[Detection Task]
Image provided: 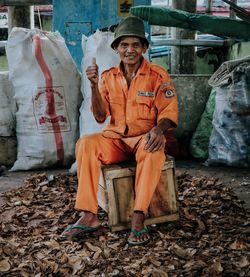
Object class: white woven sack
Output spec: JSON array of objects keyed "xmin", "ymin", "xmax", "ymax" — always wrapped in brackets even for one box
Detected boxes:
[
  {"xmin": 79, "ymin": 30, "xmax": 120, "ymax": 136},
  {"xmin": 6, "ymin": 28, "xmax": 82, "ymax": 171},
  {"xmin": 69, "ymin": 30, "xmax": 119, "ymax": 173}
]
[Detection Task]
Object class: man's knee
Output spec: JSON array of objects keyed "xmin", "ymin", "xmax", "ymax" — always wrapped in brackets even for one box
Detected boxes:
[
  {"xmin": 76, "ymin": 133, "xmax": 101, "ymax": 154},
  {"xmin": 136, "ymin": 146, "xmax": 165, "ymax": 162}
]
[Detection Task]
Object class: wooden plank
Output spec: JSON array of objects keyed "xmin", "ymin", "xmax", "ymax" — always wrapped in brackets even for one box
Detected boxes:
[
  {"xmin": 0, "ymin": 0, "xmax": 52, "ymax": 5},
  {"xmin": 144, "ymin": 213, "xmax": 179, "ymax": 226},
  {"xmin": 105, "ymin": 160, "xmax": 173, "ymax": 180},
  {"xmin": 106, "ymin": 166, "xmax": 136, "ymax": 180},
  {"xmin": 167, "ymin": 168, "xmax": 178, "ymax": 213},
  {"xmin": 105, "ymin": 178, "xmax": 119, "ymax": 227},
  {"xmin": 111, "ymin": 213, "xmax": 180, "ymax": 232},
  {"xmin": 99, "ymin": 170, "xmax": 106, "ymax": 189},
  {"xmin": 111, "ymin": 222, "xmax": 131, "ymax": 232},
  {"xmin": 114, "ymin": 176, "xmax": 134, "ymax": 224},
  {"xmin": 97, "ymin": 185, "xmax": 108, "ymax": 212}
]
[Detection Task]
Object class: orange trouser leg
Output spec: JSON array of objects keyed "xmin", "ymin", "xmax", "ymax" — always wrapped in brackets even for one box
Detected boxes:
[
  {"xmin": 134, "ymin": 140, "xmax": 166, "ymax": 214},
  {"xmin": 122, "ymin": 135, "xmax": 166, "ymax": 214},
  {"xmin": 75, "ymin": 133, "xmax": 131, "ymax": 213}
]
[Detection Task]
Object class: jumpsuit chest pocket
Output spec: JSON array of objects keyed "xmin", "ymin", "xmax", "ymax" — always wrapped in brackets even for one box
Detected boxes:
[
  {"xmin": 135, "ymin": 96, "xmax": 156, "ymax": 120},
  {"xmin": 109, "ymin": 96, "xmax": 124, "ymax": 121}
]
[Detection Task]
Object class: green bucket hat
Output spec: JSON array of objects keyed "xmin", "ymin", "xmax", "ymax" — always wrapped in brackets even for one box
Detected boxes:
[{"xmin": 111, "ymin": 16, "xmax": 149, "ymax": 49}]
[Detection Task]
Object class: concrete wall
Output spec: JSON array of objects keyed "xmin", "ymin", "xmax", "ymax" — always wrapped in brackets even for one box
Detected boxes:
[
  {"xmin": 171, "ymin": 74, "xmax": 211, "ymax": 155},
  {"xmin": 227, "ymin": 41, "xmax": 250, "ymax": 61}
]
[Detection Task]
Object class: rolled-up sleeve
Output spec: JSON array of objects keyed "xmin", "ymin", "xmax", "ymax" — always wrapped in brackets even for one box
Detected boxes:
[
  {"xmin": 90, "ymin": 77, "xmax": 111, "ymax": 123},
  {"xmin": 155, "ymin": 74, "xmax": 178, "ymax": 127},
  {"xmin": 99, "ymin": 77, "xmax": 111, "ymax": 117}
]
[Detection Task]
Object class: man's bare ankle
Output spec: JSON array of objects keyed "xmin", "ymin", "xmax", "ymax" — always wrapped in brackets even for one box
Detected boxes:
[
  {"xmin": 131, "ymin": 211, "xmax": 146, "ymax": 231},
  {"xmin": 132, "ymin": 211, "xmax": 145, "ymax": 220},
  {"xmin": 76, "ymin": 211, "xmax": 100, "ymax": 226},
  {"xmin": 83, "ymin": 211, "xmax": 96, "ymax": 217}
]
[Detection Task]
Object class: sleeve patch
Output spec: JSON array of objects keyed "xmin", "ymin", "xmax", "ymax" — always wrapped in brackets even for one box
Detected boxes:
[{"xmin": 165, "ymin": 89, "xmax": 175, "ymax": 98}]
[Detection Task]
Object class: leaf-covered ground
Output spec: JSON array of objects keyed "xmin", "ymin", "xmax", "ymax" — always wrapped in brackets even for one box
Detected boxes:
[{"xmin": 0, "ymin": 172, "xmax": 249, "ymax": 276}]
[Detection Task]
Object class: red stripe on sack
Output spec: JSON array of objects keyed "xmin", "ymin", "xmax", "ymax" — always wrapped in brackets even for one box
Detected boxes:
[{"xmin": 34, "ymin": 35, "xmax": 64, "ymax": 163}]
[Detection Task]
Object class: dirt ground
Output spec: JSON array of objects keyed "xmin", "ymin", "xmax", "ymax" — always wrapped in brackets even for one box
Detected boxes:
[
  {"xmin": 0, "ymin": 160, "xmax": 249, "ymax": 276},
  {"xmin": 175, "ymin": 160, "xmax": 250, "ymax": 212},
  {"xmin": 0, "ymin": 160, "xmax": 249, "ymax": 211}
]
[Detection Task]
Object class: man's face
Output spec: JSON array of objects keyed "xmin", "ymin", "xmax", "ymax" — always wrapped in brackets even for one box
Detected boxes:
[{"xmin": 116, "ymin": 36, "xmax": 147, "ymax": 66}]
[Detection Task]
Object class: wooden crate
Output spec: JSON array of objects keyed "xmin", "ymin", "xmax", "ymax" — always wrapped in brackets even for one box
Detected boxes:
[{"xmin": 98, "ymin": 157, "xmax": 179, "ymax": 232}]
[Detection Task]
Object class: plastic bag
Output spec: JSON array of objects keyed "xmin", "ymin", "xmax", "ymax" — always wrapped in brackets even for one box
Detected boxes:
[{"xmin": 207, "ymin": 56, "xmax": 250, "ymax": 167}]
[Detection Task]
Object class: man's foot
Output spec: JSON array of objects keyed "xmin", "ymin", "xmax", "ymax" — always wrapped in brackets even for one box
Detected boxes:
[
  {"xmin": 128, "ymin": 211, "xmax": 150, "ymax": 246},
  {"xmin": 61, "ymin": 211, "xmax": 101, "ymax": 239}
]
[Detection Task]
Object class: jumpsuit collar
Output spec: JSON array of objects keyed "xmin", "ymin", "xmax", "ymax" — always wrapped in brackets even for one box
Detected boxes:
[{"xmin": 116, "ymin": 58, "xmax": 150, "ymax": 77}]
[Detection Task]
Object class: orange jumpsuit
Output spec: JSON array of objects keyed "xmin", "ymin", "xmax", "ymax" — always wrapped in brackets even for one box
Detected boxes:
[{"xmin": 75, "ymin": 58, "xmax": 178, "ymax": 214}]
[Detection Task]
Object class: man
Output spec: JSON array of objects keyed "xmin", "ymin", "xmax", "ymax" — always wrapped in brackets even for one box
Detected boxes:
[{"xmin": 62, "ymin": 16, "xmax": 178, "ymax": 246}]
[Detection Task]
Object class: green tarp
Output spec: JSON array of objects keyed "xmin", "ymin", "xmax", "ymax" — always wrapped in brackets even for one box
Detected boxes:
[{"xmin": 130, "ymin": 5, "xmax": 250, "ymax": 40}]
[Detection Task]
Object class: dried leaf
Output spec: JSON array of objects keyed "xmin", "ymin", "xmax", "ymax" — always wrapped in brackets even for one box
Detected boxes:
[
  {"xmin": 109, "ymin": 269, "xmax": 120, "ymax": 276},
  {"xmin": 235, "ymin": 256, "xmax": 249, "ymax": 268},
  {"xmin": 93, "ymin": 249, "xmax": 102, "ymax": 260},
  {"xmin": 0, "ymin": 259, "xmax": 11, "ymax": 272},
  {"xmin": 149, "ymin": 269, "xmax": 168, "ymax": 277},
  {"xmin": 196, "ymin": 218, "xmax": 206, "ymax": 233},
  {"xmin": 0, "ymin": 209, "xmax": 16, "ymax": 223},
  {"xmin": 183, "ymin": 259, "xmax": 207, "ymax": 270},
  {"xmin": 64, "ymin": 255, "xmax": 83, "ymax": 275},
  {"xmin": 172, "ymin": 244, "xmax": 195, "ymax": 259},
  {"xmin": 183, "ymin": 207, "xmax": 196, "ymax": 220},
  {"xmin": 107, "ymin": 242, "xmax": 121, "ymax": 250},
  {"xmin": 44, "ymin": 239, "xmax": 61, "ymax": 250},
  {"xmin": 211, "ymin": 261, "xmax": 223, "ymax": 273},
  {"xmin": 229, "ymin": 239, "xmax": 248, "ymax": 250},
  {"xmin": 85, "ymin": 242, "xmax": 101, "ymax": 252},
  {"xmin": 148, "ymin": 257, "xmax": 161, "ymax": 267}
]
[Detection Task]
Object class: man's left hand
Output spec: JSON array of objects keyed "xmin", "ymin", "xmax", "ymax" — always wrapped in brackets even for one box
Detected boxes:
[{"xmin": 144, "ymin": 126, "xmax": 166, "ymax": 152}]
